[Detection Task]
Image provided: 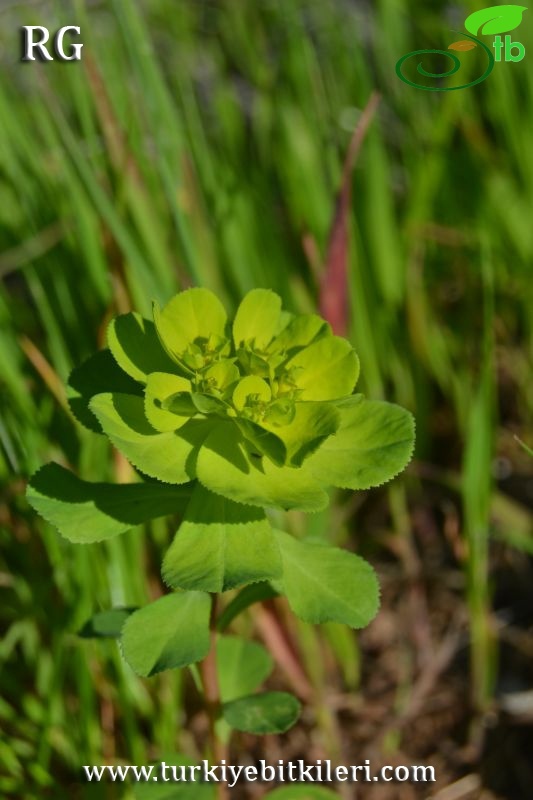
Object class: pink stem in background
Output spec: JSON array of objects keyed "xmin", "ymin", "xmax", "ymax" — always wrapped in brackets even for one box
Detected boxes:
[{"xmin": 319, "ymin": 92, "xmax": 380, "ymax": 336}]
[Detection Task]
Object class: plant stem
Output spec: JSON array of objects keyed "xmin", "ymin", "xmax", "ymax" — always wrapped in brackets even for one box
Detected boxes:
[
  {"xmin": 255, "ymin": 598, "xmax": 314, "ymax": 702},
  {"xmin": 199, "ymin": 594, "xmax": 228, "ymax": 800}
]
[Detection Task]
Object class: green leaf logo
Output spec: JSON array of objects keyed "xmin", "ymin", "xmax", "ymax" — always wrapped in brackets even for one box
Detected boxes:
[{"xmin": 465, "ymin": 5, "xmax": 527, "ymax": 36}]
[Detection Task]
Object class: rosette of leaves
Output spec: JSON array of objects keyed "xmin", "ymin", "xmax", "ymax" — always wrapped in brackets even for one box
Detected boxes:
[{"xmin": 27, "ymin": 288, "xmax": 414, "ymax": 735}]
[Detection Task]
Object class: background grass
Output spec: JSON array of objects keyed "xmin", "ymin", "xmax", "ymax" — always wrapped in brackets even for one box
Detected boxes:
[{"xmin": 1, "ymin": 1, "xmax": 532, "ymax": 798}]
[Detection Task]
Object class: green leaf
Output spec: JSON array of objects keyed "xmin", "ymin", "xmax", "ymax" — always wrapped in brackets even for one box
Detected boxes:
[
  {"xmin": 322, "ymin": 622, "xmax": 360, "ymax": 690},
  {"xmin": 216, "ymin": 635, "xmax": 273, "ymax": 702},
  {"xmin": 26, "ymin": 463, "xmax": 190, "ymax": 542},
  {"xmin": 216, "ymin": 582, "xmax": 278, "ymax": 631},
  {"xmin": 270, "ymin": 313, "xmax": 329, "ymax": 355},
  {"xmin": 275, "ymin": 530, "xmax": 379, "ymax": 628},
  {"xmin": 163, "ymin": 393, "xmax": 198, "ymax": 416},
  {"xmin": 89, "ymin": 393, "xmax": 214, "ymax": 484},
  {"xmin": 232, "ymin": 375, "xmax": 271, "ymax": 410},
  {"xmin": 196, "ymin": 423, "xmax": 329, "ymax": 511},
  {"xmin": 286, "ymin": 336, "xmax": 359, "ymax": 400},
  {"xmin": 465, "ymin": 5, "xmax": 527, "ymax": 36},
  {"xmin": 203, "ymin": 359, "xmax": 240, "ymax": 392},
  {"xmin": 134, "ymin": 754, "xmax": 215, "ymax": 800},
  {"xmin": 145, "ymin": 372, "xmax": 194, "ymax": 432},
  {"xmin": 306, "ymin": 399, "xmax": 415, "ymax": 490},
  {"xmin": 108, "ymin": 312, "xmax": 178, "ymax": 383},
  {"xmin": 234, "ymin": 418, "xmax": 287, "ymax": 466},
  {"xmin": 78, "ymin": 608, "xmax": 136, "ymax": 638},
  {"xmin": 233, "ymin": 288, "xmax": 282, "ymax": 349},
  {"xmin": 67, "ymin": 349, "xmax": 143, "ymax": 433},
  {"xmin": 222, "ymin": 691, "xmax": 300, "ymax": 734},
  {"xmin": 263, "ymin": 401, "xmax": 340, "ymax": 466},
  {"xmin": 264, "ymin": 398, "xmax": 296, "ymax": 426},
  {"xmin": 266, "ymin": 788, "xmax": 340, "ymax": 799},
  {"xmin": 190, "ymin": 393, "xmax": 228, "ymax": 416},
  {"xmin": 162, "ymin": 484, "xmax": 281, "ymax": 592},
  {"xmin": 153, "ymin": 288, "xmax": 227, "ymax": 363},
  {"xmin": 235, "ymin": 347, "xmax": 271, "ymax": 377},
  {"xmin": 121, "ymin": 592, "xmax": 211, "ymax": 677}
]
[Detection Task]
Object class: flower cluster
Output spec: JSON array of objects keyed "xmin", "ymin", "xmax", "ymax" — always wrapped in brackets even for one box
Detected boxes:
[{"xmin": 81, "ymin": 287, "xmax": 413, "ymax": 512}]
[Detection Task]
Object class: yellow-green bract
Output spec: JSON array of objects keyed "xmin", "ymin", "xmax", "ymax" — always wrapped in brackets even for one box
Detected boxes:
[{"xmin": 94, "ymin": 287, "xmax": 415, "ymax": 512}]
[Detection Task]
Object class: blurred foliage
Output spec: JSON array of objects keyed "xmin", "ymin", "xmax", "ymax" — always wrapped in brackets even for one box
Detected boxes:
[{"xmin": 1, "ymin": 0, "xmax": 532, "ymax": 797}]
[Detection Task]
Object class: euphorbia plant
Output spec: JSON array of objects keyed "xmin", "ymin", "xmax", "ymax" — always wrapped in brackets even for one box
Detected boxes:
[{"xmin": 27, "ymin": 288, "xmax": 414, "ymax": 797}]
